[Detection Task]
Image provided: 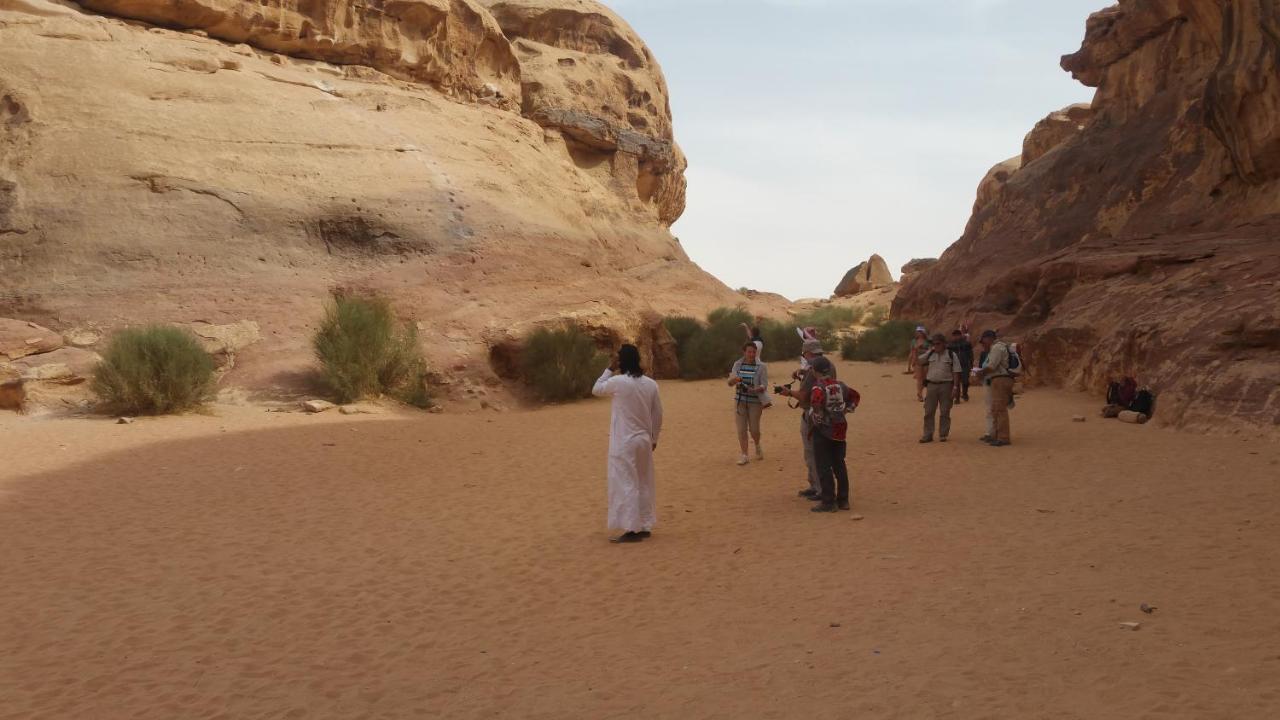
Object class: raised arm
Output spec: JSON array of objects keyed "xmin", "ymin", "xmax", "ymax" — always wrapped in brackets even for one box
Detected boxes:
[{"xmin": 592, "ymin": 368, "xmax": 616, "ymax": 397}]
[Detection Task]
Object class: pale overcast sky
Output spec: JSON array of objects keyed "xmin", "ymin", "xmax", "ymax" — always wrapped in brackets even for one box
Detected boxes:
[{"xmin": 610, "ymin": 0, "xmax": 1104, "ymax": 300}]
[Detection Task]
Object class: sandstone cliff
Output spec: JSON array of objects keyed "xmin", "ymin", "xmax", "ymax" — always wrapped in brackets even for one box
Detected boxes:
[
  {"xmin": 894, "ymin": 0, "xmax": 1280, "ymax": 433},
  {"xmin": 0, "ymin": 0, "xmax": 754, "ymax": 402}
]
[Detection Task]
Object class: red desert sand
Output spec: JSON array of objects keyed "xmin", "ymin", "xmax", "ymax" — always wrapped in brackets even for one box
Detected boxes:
[{"xmin": 2, "ymin": 361, "xmax": 1279, "ymax": 719}]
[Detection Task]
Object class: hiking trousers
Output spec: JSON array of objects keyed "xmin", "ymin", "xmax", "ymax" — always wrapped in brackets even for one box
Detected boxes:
[
  {"xmin": 984, "ymin": 382, "xmax": 995, "ymax": 437},
  {"xmin": 735, "ymin": 401, "xmax": 763, "ymax": 447},
  {"xmin": 812, "ymin": 433, "xmax": 849, "ymax": 504},
  {"xmin": 801, "ymin": 414, "xmax": 821, "ymax": 493},
  {"xmin": 922, "ymin": 381, "xmax": 954, "ymax": 441},
  {"xmin": 990, "ymin": 376, "xmax": 1015, "ymax": 443}
]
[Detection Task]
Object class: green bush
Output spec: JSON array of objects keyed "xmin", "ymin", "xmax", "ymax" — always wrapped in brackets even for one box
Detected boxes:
[
  {"xmin": 759, "ymin": 319, "xmax": 802, "ymax": 362},
  {"xmin": 521, "ymin": 323, "xmax": 609, "ymax": 402},
  {"xmin": 313, "ymin": 294, "xmax": 426, "ymax": 404},
  {"xmin": 92, "ymin": 325, "xmax": 216, "ymax": 415},
  {"xmin": 662, "ymin": 316, "xmax": 704, "ymax": 358},
  {"xmin": 842, "ymin": 319, "xmax": 920, "ymax": 362},
  {"xmin": 679, "ymin": 307, "xmax": 752, "ymax": 379}
]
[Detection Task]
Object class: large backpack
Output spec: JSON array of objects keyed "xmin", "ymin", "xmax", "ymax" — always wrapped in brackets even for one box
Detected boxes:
[
  {"xmin": 1006, "ymin": 342, "xmax": 1024, "ymax": 377},
  {"xmin": 1129, "ymin": 389, "xmax": 1155, "ymax": 417},
  {"xmin": 810, "ymin": 381, "xmax": 859, "ymax": 428}
]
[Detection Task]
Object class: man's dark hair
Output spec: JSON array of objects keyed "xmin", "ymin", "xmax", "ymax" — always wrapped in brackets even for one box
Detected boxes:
[
  {"xmin": 618, "ymin": 344, "xmax": 644, "ymax": 378},
  {"xmin": 951, "ymin": 329, "xmax": 962, "ymax": 337},
  {"xmin": 744, "ymin": 341, "xmax": 759, "ymax": 352}
]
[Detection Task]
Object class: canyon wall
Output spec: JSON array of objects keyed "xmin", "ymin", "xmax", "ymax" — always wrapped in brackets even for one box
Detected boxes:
[
  {"xmin": 894, "ymin": 0, "xmax": 1280, "ymax": 433},
  {"xmin": 0, "ymin": 0, "xmax": 752, "ymax": 400}
]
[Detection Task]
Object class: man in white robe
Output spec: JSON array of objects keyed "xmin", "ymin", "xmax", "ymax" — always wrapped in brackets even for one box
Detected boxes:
[{"xmin": 591, "ymin": 344, "xmax": 664, "ymax": 544}]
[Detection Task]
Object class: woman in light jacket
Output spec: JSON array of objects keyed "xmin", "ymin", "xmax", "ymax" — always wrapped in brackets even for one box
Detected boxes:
[{"xmin": 728, "ymin": 341, "xmax": 769, "ymax": 465}]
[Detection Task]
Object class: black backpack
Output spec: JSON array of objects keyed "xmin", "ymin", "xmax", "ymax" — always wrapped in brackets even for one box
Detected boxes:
[{"xmin": 1129, "ymin": 390, "xmax": 1155, "ymax": 417}]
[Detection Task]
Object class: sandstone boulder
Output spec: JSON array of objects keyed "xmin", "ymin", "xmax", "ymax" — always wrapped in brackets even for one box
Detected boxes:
[
  {"xmin": 0, "ymin": 319, "xmax": 63, "ymax": 360},
  {"xmin": 894, "ymin": 0, "xmax": 1280, "ymax": 433},
  {"xmin": 834, "ymin": 254, "xmax": 893, "ymax": 297},
  {"xmin": 191, "ymin": 320, "xmax": 262, "ymax": 369},
  {"xmin": 13, "ymin": 347, "xmax": 103, "ymax": 384}
]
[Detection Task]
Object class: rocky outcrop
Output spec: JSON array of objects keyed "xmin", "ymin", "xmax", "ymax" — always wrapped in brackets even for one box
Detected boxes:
[
  {"xmin": 894, "ymin": 0, "xmax": 1280, "ymax": 433},
  {"xmin": 1022, "ymin": 103, "xmax": 1095, "ymax": 166},
  {"xmin": 900, "ymin": 258, "xmax": 938, "ymax": 281},
  {"xmin": 75, "ymin": 0, "xmax": 522, "ymax": 106},
  {"xmin": 481, "ymin": 0, "xmax": 687, "ymax": 224},
  {"xmin": 0, "ymin": 0, "xmax": 749, "ymax": 404},
  {"xmin": 0, "ymin": 320, "xmax": 101, "ymax": 413},
  {"xmin": 834, "ymin": 254, "xmax": 893, "ymax": 297}
]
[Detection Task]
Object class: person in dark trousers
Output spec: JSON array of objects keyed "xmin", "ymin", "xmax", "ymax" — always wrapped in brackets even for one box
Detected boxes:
[
  {"xmin": 776, "ymin": 339, "xmax": 832, "ymax": 500},
  {"xmin": 948, "ymin": 329, "xmax": 975, "ymax": 402},
  {"xmin": 806, "ymin": 356, "xmax": 859, "ymax": 513}
]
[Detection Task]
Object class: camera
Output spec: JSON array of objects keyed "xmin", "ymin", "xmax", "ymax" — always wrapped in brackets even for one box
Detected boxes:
[{"xmin": 774, "ymin": 381, "xmax": 793, "ymax": 395}]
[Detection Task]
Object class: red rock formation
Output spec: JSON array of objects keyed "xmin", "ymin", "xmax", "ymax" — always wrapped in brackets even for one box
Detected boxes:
[{"xmin": 894, "ymin": 0, "xmax": 1280, "ymax": 433}]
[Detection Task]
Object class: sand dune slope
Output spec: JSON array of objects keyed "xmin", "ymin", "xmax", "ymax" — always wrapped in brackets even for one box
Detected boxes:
[{"xmin": 2, "ymin": 362, "xmax": 1278, "ymax": 719}]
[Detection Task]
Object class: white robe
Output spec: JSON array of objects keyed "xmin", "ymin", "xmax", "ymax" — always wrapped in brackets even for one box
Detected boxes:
[{"xmin": 592, "ymin": 368, "xmax": 664, "ymax": 533}]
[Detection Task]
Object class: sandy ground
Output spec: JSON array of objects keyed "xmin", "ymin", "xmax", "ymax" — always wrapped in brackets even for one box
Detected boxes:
[{"xmin": 2, "ymin": 361, "xmax": 1279, "ymax": 719}]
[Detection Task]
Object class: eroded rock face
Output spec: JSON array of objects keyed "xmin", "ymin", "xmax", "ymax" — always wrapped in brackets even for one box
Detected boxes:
[
  {"xmin": 835, "ymin": 254, "xmax": 893, "ymax": 297},
  {"xmin": 481, "ymin": 0, "xmax": 687, "ymax": 224},
  {"xmin": 76, "ymin": 0, "xmax": 523, "ymax": 106},
  {"xmin": 0, "ymin": 0, "xmax": 746, "ymax": 402},
  {"xmin": 1022, "ymin": 104, "xmax": 1094, "ymax": 166},
  {"xmin": 894, "ymin": 0, "xmax": 1280, "ymax": 433}
]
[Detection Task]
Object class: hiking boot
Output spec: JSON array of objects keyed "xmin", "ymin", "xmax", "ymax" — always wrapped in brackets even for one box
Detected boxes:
[
  {"xmin": 919, "ymin": 437, "xmax": 933, "ymax": 444},
  {"xmin": 610, "ymin": 532, "xmax": 645, "ymax": 544},
  {"xmin": 755, "ymin": 445, "xmax": 765, "ymax": 461},
  {"xmin": 979, "ymin": 435, "xmax": 993, "ymax": 443},
  {"xmin": 736, "ymin": 454, "xmax": 750, "ymax": 466},
  {"xmin": 811, "ymin": 502, "xmax": 838, "ymax": 513},
  {"xmin": 837, "ymin": 501, "xmax": 851, "ymax": 511},
  {"xmin": 990, "ymin": 440, "xmax": 1010, "ymax": 447},
  {"xmin": 940, "ymin": 436, "xmax": 948, "ymax": 443},
  {"xmin": 798, "ymin": 488, "xmax": 819, "ymax": 498}
]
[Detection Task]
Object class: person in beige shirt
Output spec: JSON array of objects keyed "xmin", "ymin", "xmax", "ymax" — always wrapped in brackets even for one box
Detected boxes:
[
  {"xmin": 978, "ymin": 330, "xmax": 1015, "ymax": 446},
  {"xmin": 918, "ymin": 334, "xmax": 962, "ymax": 443}
]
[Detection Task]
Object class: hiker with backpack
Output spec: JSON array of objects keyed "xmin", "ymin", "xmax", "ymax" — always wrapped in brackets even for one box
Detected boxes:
[
  {"xmin": 806, "ymin": 356, "xmax": 859, "ymax": 513},
  {"xmin": 948, "ymin": 329, "xmax": 975, "ymax": 402},
  {"xmin": 918, "ymin": 334, "xmax": 963, "ymax": 443},
  {"xmin": 775, "ymin": 338, "xmax": 832, "ymax": 501},
  {"xmin": 728, "ymin": 341, "xmax": 769, "ymax": 465},
  {"xmin": 976, "ymin": 329, "xmax": 1018, "ymax": 446}
]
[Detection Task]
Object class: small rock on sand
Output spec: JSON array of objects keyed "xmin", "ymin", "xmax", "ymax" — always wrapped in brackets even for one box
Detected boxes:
[
  {"xmin": 339, "ymin": 403, "xmax": 384, "ymax": 415},
  {"xmin": 302, "ymin": 399, "xmax": 336, "ymax": 413},
  {"xmin": 1119, "ymin": 622, "xmax": 1142, "ymax": 631},
  {"xmin": 1072, "ymin": 415, "xmax": 1086, "ymax": 422},
  {"xmin": 117, "ymin": 417, "xmax": 135, "ymax": 424}
]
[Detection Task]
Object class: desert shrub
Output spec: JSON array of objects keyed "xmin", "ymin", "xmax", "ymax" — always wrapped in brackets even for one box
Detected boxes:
[
  {"xmin": 521, "ymin": 323, "xmax": 609, "ymax": 402},
  {"xmin": 92, "ymin": 325, "xmax": 216, "ymax": 415},
  {"xmin": 662, "ymin": 316, "xmax": 704, "ymax": 358},
  {"xmin": 679, "ymin": 307, "xmax": 753, "ymax": 379},
  {"xmin": 759, "ymin": 319, "xmax": 802, "ymax": 362},
  {"xmin": 842, "ymin": 319, "xmax": 920, "ymax": 362},
  {"xmin": 313, "ymin": 294, "xmax": 426, "ymax": 404}
]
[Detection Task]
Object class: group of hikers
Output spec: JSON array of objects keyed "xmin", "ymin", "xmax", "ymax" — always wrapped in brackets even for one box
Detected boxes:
[{"xmin": 591, "ymin": 321, "xmax": 1023, "ymax": 544}]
